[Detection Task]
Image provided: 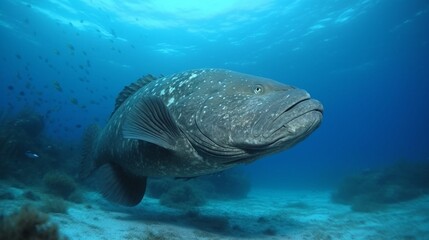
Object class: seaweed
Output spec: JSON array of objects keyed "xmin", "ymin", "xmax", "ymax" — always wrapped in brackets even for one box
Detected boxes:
[{"xmin": 0, "ymin": 205, "xmax": 67, "ymax": 240}]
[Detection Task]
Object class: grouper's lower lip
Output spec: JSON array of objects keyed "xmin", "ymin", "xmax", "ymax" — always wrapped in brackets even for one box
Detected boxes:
[
  {"xmin": 284, "ymin": 99, "xmax": 323, "ymax": 127},
  {"xmin": 234, "ymin": 107, "xmax": 322, "ymax": 153},
  {"xmin": 265, "ymin": 98, "xmax": 323, "ymax": 137},
  {"xmin": 284, "ymin": 110, "xmax": 323, "ymax": 135},
  {"xmin": 259, "ymin": 109, "xmax": 322, "ymax": 151}
]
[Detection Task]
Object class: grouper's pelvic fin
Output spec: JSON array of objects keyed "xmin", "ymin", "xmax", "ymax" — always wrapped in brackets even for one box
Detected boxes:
[
  {"xmin": 110, "ymin": 74, "xmax": 158, "ymax": 118},
  {"xmin": 95, "ymin": 163, "xmax": 147, "ymax": 206},
  {"xmin": 80, "ymin": 124, "xmax": 147, "ymax": 206},
  {"xmin": 122, "ymin": 96, "xmax": 183, "ymax": 151}
]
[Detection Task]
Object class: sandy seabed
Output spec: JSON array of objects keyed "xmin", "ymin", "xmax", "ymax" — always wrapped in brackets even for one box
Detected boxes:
[{"xmin": 2, "ymin": 186, "xmax": 429, "ymax": 240}]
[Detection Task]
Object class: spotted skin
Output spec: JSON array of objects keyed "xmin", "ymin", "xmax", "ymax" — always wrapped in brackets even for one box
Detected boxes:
[{"xmin": 84, "ymin": 68, "xmax": 323, "ymax": 205}]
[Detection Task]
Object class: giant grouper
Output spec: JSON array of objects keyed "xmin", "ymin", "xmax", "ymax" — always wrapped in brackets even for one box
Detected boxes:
[{"xmin": 80, "ymin": 68, "xmax": 323, "ymax": 206}]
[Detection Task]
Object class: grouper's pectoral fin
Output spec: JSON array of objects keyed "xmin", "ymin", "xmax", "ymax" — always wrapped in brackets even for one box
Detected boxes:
[
  {"xmin": 122, "ymin": 96, "xmax": 182, "ymax": 150},
  {"xmin": 95, "ymin": 163, "xmax": 147, "ymax": 206}
]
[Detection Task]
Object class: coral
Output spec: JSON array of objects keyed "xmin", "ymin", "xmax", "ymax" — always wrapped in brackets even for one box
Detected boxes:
[
  {"xmin": 159, "ymin": 184, "xmax": 206, "ymax": 209},
  {"xmin": 0, "ymin": 205, "xmax": 67, "ymax": 240},
  {"xmin": 332, "ymin": 161, "xmax": 429, "ymax": 212},
  {"xmin": 43, "ymin": 171, "xmax": 77, "ymax": 199}
]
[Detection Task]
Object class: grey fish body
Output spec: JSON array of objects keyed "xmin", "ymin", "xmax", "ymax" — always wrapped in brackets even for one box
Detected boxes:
[{"xmin": 82, "ymin": 68, "xmax": 323, "ymax": 206}]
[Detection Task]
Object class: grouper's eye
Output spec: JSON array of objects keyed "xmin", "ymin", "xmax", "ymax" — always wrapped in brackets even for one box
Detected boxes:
[{"xmin": 253, "ymin": 84, "xmax": 264, "ymax": 94}]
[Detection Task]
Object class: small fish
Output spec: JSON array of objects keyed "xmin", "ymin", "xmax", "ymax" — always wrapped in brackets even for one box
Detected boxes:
[
  {"xmin": 70, "ymin": 98, "xmax": 78, "ymax": 105},
  {"xmin": 52, "ymin": 80, "xmax": 63, "ymax": 92},
  {"xmin": 67, "ymin": 43, "xmax": 75, "ymax": 51},
  {"xmin": 25, "ymin": 151, "xmax": 39, "ymax": 159}
]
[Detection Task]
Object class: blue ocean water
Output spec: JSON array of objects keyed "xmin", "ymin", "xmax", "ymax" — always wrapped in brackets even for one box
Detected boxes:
[
  {"xmin": 1, "ymin": 0, "xmax": 428, "ymax": 195},
  {"xmin": 1, "ymin": 1, "xmax": 429, "ymax": 239}
]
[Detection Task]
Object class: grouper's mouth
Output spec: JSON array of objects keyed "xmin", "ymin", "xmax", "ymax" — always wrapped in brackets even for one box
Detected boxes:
[
  {"xmin": 272, "ymin": 98, "xmax": 323, "ymax": 136},
  {"xmin": 188, "ymin": 88, "xmax": 323, "ymax": 164},
  {"xmin": 270, "ymin": 98, "xmax": 322, "ymax": 148},
  {"xmin": 241, "ymin": 98, "xmax": 323, "ymax": 153}
]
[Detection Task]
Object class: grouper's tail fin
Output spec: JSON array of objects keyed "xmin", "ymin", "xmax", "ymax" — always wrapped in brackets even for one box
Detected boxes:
[{"xmin": 80, "ymin": 124, "xmax": 100, "ymax": 179}]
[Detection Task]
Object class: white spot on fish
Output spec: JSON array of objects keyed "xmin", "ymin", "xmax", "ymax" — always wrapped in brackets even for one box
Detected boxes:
[
  {"xmin": 160, "ymin": 89, "xmax": 165, "ymax": 96},
  {"xmin": 189, "ymin": 73, "xmax": 198, "ymax": 80},
  {"xmin": 169, "ymin": 87, "xmax": 175, "ymax": 94},
  {"xmin": 179, "ymin": 79, "xmax": 189, "ymax": 87},
  {"xmin": 167, "ymin": 97, "xmax": 175, "ymax": 106}
]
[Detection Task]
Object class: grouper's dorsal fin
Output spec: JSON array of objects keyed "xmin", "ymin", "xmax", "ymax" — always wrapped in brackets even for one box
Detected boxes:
[
  {"xmin": 112, "ymin": 74, "xmax": 158, "ymax": 115},
  {"xmin": 122, "ymin": 96, "xmax": 182, "ymax": 151}
]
